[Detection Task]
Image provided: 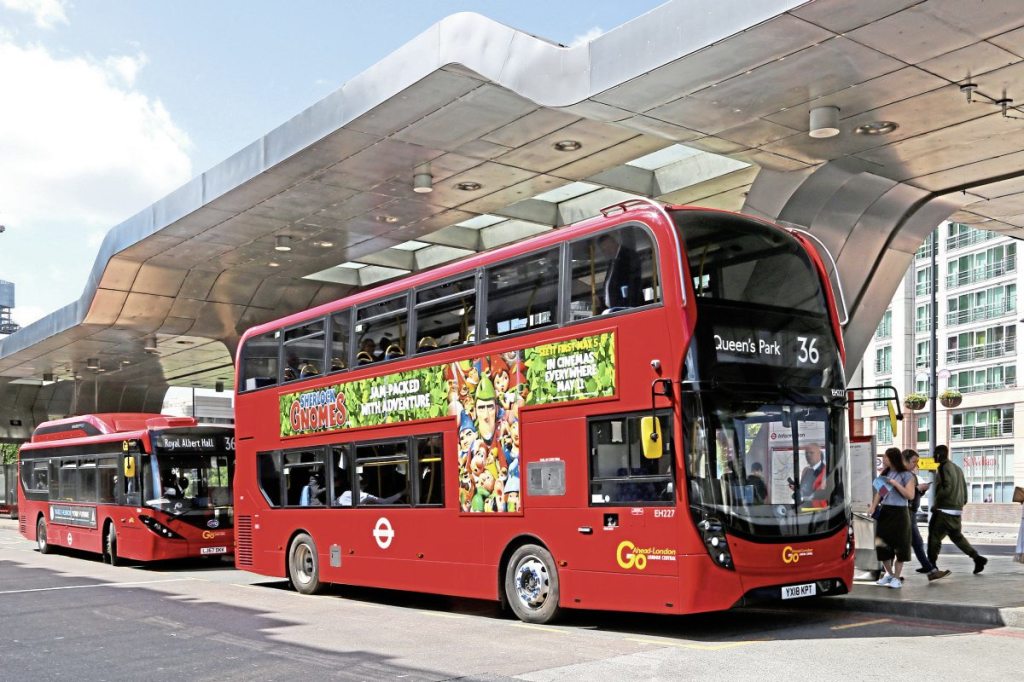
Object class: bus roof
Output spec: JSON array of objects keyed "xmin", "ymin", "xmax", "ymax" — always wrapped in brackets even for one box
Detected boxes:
[
  {"xmin": 239, "ymin": 199, "xmax": 687, "ymax": 347},
  {"xmin": 31, "ymin": 414, "xmax": 199, "ymax": 443}
]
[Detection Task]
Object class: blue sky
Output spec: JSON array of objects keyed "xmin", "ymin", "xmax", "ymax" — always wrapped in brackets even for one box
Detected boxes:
[{"xmin": 0, "ymin": 1, "xmax": 665, "ymax": 327}]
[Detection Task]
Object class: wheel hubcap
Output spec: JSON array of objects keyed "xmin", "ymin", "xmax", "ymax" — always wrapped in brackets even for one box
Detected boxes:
[
  {"xmin": 295, "ymin": 544, "xmax": 314, "ymax": 584},
  {"xmin": 515, "ymin": 557, "xmax": 549, "ymax": 609},
  {"xmin": 37, "ymin": 523, "xmax": 45, "ymax": 550}
]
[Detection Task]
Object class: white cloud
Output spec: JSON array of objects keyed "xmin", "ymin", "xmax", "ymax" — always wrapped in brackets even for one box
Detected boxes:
[
  {"xmin": 0, "ymin": 38, "xmax": 192, "ymax": 326},
  {"xmin": 0, "ymin": 39, "xmax": 192, "ymax": 233},
  {"xmin": 104, "ymin": 52, "xmax": 149, "ymax": 87},
  {"xmin": 569, "ymin": 26, "xmax": 603, "ymax": 47},
  {"xmin": 1, "ymin": 0, "xmax": 69, "ymax": 29}
]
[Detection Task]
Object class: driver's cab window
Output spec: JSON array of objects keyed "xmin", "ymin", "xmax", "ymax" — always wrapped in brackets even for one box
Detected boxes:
[{"xmin": 589, "ymin": 413, "xmax": 674, "ymax": 505}]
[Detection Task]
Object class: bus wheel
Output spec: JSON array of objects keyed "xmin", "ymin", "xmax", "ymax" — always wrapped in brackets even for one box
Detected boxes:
[
  {"xmin": 288, "ymin": 533, "xmax": 322, "ymax": 595},
  {"xmin": 105, "ymin": 525, "xmax": 121, "ymax": 566},
  {"xmin": 505, "ymin": 544, "xmax": 560, "ymax": 624},
  {"xmin": 37, "ymin": 517, "xmax": 50, "ymax": 554}
]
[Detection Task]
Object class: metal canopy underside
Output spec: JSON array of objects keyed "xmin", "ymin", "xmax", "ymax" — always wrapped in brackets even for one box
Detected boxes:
[{"xmin": 5, "ymin": 0, "xmax": 1024, "ymax": 437}]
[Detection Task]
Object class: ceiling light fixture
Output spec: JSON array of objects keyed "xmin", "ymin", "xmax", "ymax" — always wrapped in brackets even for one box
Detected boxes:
[
  {"xmin": 808, "ymin": 105, "xmax": 840, "ymax": 138},
  {"xmin": 274, "ymin": 235, "xmax": 293, "ymax": 252},
  {"xmin": 42, "ymin": 372, "xmax": 54, "ymax": 382},
  {"xmin": 553, "ymin": 140, "xmax": 582, "ymax": 152},
  {"xmin": 318, "ymin": 240, "xmax": 334, "ymax": 248},
  {"xmin": 215, "ymin": 381, "xmax": 225, "ymax": 393},
  {"xmin": 375, "ymin": 214, "xmax": 399, "ymax": 224},
  {"xmin": 855, "ymin": 121, "xmax": 899, "ymax": 136},
  {"xmin": 413, "ymin": 163, "xmax": 433, "ymax": 193},
  {"xmin": 86, "ymin": 358, "xmax": 99, "ymax": 370},
  {"xmin": 144, "ymin": 336, "xmax": 158, "ymax": 353},
  {"xmin": 455, "ymin": 181, "xmax": 482, "ymax": 192},
  {"xmin": 268, "ymin": 261, "xmax": 280, "ymax": 267}
]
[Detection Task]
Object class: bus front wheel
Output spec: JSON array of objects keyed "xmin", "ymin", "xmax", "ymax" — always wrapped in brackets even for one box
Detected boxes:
[
  {"xmin": 288, "ymin": 533, "xmax": 323, "ymax": 595},
  {"xmin": 505, "ymin": 544, "xmax": 560, "ymax": 624},
  {"xmin": 105, "ymin": 524, "xmax": 121, "ymax": 566},
  {"xmin": 37, "ymin": 517, "xmax": 50, "ymax": 554}
]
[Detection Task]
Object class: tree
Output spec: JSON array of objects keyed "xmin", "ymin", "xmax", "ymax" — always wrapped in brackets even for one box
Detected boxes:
[{"xmin": 1, "ymin": 443, "xmax": 18, "ymax": 464}]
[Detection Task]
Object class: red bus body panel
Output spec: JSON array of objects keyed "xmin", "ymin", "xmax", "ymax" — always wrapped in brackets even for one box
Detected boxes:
[{"xmin": 233, "ymin": 202, "xmax": 853, "ymax": 615}]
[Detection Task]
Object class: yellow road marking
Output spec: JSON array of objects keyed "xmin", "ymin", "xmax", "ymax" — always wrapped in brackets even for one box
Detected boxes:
[
  {"xmin": 626, "ymin": 637, "xmax": 764, "ymax": 651},
  {"xmin": 831, "ymin": 618, "xmax": 892, "ymax": 631},
  {"xmin": 512, "ymin": 623, "xmax": 570, "ymax": 634},
  {"xmin": 418, "ymin": 610, "xmax": 465, "ymax": 619}
]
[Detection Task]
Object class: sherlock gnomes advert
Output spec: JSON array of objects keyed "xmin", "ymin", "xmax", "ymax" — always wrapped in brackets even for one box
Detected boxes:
[{"xmin": 279, "ymin": 331, "xmax": 617, "ymax": 513}]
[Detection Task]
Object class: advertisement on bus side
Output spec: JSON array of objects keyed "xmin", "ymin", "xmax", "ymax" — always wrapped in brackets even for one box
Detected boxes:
[{"xmin": 279, "ymin": 331, "xmax": 617, "ymax": 514}]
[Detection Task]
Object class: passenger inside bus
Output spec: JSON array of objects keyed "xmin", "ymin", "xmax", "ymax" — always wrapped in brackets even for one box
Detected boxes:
[
  {"xmin": 338, "ymin": 471, "xmax": 403, "ymax": 506},
  {"xmin": 299, "ymin": 474, "xmax": 325, "ymax": 506},
  {"xmin": 598, "ymin": 232, "xmax": 641, "ymax": 312}
]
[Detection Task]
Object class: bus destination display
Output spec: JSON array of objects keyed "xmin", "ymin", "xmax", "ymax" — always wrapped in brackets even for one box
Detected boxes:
[{"xmin": 713, "ymin": 327, "xmax": 824, "ymax": 368}]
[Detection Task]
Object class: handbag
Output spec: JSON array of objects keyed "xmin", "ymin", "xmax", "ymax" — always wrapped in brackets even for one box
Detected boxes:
[{"xmin": 1013, "ymin": 486, "xmax": 1024, "ymax": 504}]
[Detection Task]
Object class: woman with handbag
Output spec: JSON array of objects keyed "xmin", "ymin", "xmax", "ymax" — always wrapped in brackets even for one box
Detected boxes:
[{"xmin": 867, "ymin": 447, "xmax": 917, "ymax": 589}]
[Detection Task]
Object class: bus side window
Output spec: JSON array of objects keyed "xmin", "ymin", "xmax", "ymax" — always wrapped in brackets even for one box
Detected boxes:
[
  {"xmin": 241, "ymin": 330, "xmax": 280, "ymax": 391},
  {"xmin": 568, "ymin": 225, "xmax": 659, "ymax": 320},
  {"xmin": 355, "ymin": 295, "xmax": 409, "ymax": 367},
  {"xmin": 485, "ymin": 248, "xmax": 559, "ymax": 338},
  {"xmin": 98, "ymin": 457, "xmax": 117, "ymax": 503},
  {"xmin": 283, "ymin": 319, "xmax": 326, "ymax": 383},
  {"xmin": 257, "ymin": 452, "xmax": 283, "ymax": 507},
  {"xmin": 413, "ymin": 434, "xmax": 444, "ymax": 506},
  {"xmin": 414, "ymin": 276, "xmax": 476, "ymax": 352}
]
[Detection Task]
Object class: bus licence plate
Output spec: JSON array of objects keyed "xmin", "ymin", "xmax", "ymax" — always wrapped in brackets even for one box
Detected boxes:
[
  {"xmin": 200, "ymin": 546, "xmax": 227, "ymax": 555},
  {"xmin": 781, "ymin": 583, "xmax": 816, "ymax": 600}
]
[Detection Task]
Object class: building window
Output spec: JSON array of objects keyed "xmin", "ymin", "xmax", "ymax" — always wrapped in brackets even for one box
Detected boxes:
[
  {"xmin": 916, "ymin": 415, "xmax": 929, "ymax": 443},
  {"xmin": 946, "ymin": 324, "xmax": 1016, "ymax": 365},
  {"xmin": 947, "ymin": 222, "xmax": 998, "ymax": 251},
  {"xmin": 950, "ymin": 407, "xmax": 1014, "ymax": 440},
  {"xmin": 874, "ymin": 346, "xmax": 892, "ymax": 375},
  {"xmin": 915, "ymin": 268, "xmax": 933, "ymax": 296},
  {"xmin": 949, "ymin": 365, "xmax": 1017, "ymax": 394},
  {"xmin": 951, "ymin": 445, "xmax": 1015, "ymax": 502},
  {"xmin": 945, "ymin": 242, "xmax": 1016, "ymax": 289},
  {"xmin": 915, "ymin": 304, "xmax": 932, "ymax": 333},
  {"xmin": 947, "ymin": 283, "xmax": 1016, "ymax": 326},
  {"xmin": 875, "ymin": 309, "xmax": 892, "ymax": 339},
  {"xmin": 875, "ymin": 417, "xmax": 893, "ymax": 444},
  {"xmin": 915, "ymin": 340, "xmax": 930, "ymax": 369}
]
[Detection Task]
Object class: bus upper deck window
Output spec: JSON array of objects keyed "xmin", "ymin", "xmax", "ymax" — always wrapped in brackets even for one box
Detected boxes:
[
  {"xmin": 568, "ymin": 225, "xmax": 659, "ymax": 320},
  {"xmin": 486, "ymin": 248, "xmax": 559, "ymax": 338},
  {"xmin": 241, "ymin": 330, "xmax": 280, "ymax": 391}
]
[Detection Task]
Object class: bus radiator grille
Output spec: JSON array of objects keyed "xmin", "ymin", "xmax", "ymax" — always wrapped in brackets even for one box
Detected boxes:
[{"xmin": 236, "ymin": 515, "xmax": 253, "ymax": 566}]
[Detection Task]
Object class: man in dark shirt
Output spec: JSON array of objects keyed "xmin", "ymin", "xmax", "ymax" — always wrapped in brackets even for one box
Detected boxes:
[{"xmin": 599, "ymin": 234, "xmax": 641, "ymax": 311}]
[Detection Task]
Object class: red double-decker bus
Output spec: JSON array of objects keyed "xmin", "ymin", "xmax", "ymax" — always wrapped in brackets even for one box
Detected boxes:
[
  {"xmin": 18, "ymin": 414, "xmax": 235, "ymax": 564},
  {"xmin": 233, "ymin": 200, "xmax": 853, "ymax": 623}
]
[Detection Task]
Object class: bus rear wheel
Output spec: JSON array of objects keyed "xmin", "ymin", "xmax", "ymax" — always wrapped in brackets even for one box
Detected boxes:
[
  {"xmin": 105, "ymin": 525, "xmax": 121, "ymax": 566},
  {"xmin": 505, "ymin": 544, "xmax": 560, "ymax": 624},
  {"xmin": 37, "ymin": 517, "xmax": 51, "ymax": 554},
  {"xmin": 288, "ymin": 533, "xmax": 322, "ymax": 595}
]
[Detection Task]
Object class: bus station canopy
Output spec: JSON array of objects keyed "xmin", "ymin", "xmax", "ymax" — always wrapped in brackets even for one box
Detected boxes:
[{"xmin": 3, "ymin": 0, "xmax": 1024, "ymax": 437}]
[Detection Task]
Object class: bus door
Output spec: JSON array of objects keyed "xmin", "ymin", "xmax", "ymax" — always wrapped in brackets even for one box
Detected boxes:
[
  {"xmin": 111, "ymin": 441, "xmax": 145, "ymax": 550},
  {"xmin": 549, "ymin": 414, "xmax": 679, "ymax": 608}
]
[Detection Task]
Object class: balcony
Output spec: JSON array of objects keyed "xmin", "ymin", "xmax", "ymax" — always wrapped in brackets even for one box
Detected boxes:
[
  {"xmin": 915, "ymin": 318, "xmax": 932, "ymax": 333},
  {"xmin": 947, "ymin": 300, "xmax": 1016, "ymax": 326},
  {"xmin": 874, "ymin": 360, "xmax": 892, "ymax": 375},
  {"xmin": 915, "ymin": 281, "xmax": 933, "ymax": 296},
  {"xmin": 946, "ymin": 256, "xmax": 1016, "ymax": 289},
  {"xmin": 915, "ymin": 243, "xmax": 935, "ymax": 261},
  {"xmin": 946, "ymin": 337, "xmax": 1017, "ymax": 365},
  {"xmin": 950, "ymin": 419, "xmax": 1014, "ymax": 440},
  {"xmin": 958, "ymin": 380, "xmax": 1017, "ymax": 394},
  {"xmin": 875, "ymin": 324, "xmax": 892, "ymax": 340},
  {"xmin": 946, "ymin": 229, "xmax": 998, "ymax": 251}
]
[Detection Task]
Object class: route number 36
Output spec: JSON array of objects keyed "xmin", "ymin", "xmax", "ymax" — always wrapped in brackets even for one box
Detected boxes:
[{"xmin": 796, "ymin": 336, "xmax": 820, "ymax": 365}]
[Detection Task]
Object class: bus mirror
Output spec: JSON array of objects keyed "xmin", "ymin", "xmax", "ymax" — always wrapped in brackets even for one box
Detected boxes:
[
  {"xmin": 640, "ymin": 417, "xmax": 663, "ymax": 460},
  {"xmin": 123, "ymin": 455, "xmax": 136, "ymax": 478}
]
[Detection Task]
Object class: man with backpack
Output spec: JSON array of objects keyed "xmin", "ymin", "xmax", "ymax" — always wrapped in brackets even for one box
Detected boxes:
[{"xmin": 927, "ymin": 444, "xmax": 987, "ymax": 575}]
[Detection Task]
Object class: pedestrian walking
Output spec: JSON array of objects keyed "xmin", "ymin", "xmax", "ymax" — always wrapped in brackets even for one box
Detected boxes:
[
  {"xmin": 927, "ymin": 444, "xmax": 987, "ymax": 574},
  {"xmin": 904, "ymin": 450, "xmax": 949, "ymax": 581},
  {"xmin": 1013, "ymin": 485, "xmax": 1024, "ymax": 564},
  {"xmin": 867, "ymin": 447, "xmax": 917, "ymax": 589}
]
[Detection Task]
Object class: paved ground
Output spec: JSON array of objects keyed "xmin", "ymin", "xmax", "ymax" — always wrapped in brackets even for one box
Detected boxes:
[{"xmin": 1, "ymin": 518, "xmax": 1023, "ymax": 680}]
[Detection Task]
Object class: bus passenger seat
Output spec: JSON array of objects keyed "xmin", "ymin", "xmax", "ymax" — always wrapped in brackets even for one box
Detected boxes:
[
  {"xmin": 299, "ymin": 362, "xmax": 320, "ymax": 378},
  {"xmin": 356, "ymin": 351, "xmax": 373, "ymax": 365},
  {"xmin": 384, "ymin": 344, "xmax": 405, "ymax": 360},
  {"xmin": 417, "ymin": 336, "xmax": 438, "ymax": 352}
]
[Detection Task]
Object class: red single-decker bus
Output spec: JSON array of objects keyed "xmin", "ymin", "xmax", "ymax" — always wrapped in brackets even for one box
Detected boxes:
[{"xmin": 18, "ymin": 414, "xmax": 235, "ymax": 564}]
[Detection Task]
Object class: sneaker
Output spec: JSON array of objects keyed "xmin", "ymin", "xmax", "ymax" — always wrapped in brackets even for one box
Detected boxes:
[
  {"xmin": 876, "ymin": 573, "xmax": 893, "ymax": 586},
  {"xmin": 928, "ymin": 569, "xmax": 951, "ymax": 582},
  {"xmin": 973, "ymin": 556, "xmax": 988, "ymax": 574},
  {"xmin": 888, "ymin": 577, "xmax": 903, "ymax": 589},
  {"xmin": 915, "ymin": 567, "xmax": 931, "ymax": 574}
]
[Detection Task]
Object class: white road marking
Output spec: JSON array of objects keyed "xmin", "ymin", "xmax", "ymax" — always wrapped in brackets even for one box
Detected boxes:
[{"xmin": 0, "ymin": 578, "xmax": 194, "ymax": 595}]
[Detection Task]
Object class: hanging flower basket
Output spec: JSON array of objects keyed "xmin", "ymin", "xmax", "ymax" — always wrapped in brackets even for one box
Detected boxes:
[
  {"xmin": 904, "ymin": 393, "xmax": 927, "ymax": 410},
  {"xmin": 939, "ymin": 389, "xmax": 962, "ymax": 408}
]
